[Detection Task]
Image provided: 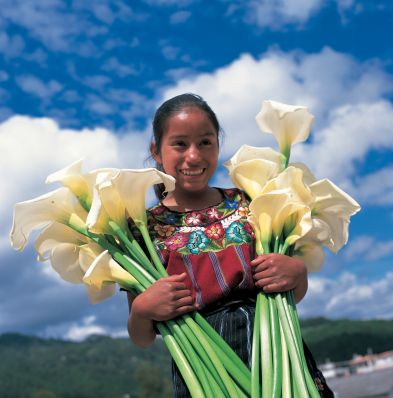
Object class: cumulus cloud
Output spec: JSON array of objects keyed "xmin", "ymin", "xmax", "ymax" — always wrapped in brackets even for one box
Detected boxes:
[
  {"xmin": 244, "ymin": 0, "xmax": 324, "ymax": 29},
  {"xmin": 170, "ymin": 10, "xmax": 192, "ymax": 24},
  {"xmin": 16, "ymin": 75, "xmax": 63, "ymax": 100},
  {"xmin": 299, "ymin": 272, "xmax": 393, "ymax": 319},
  {"xmin": 158, "ymin": 47, "xmax": 393, "ymax": 194},
  {"xmin": 343, "ymin": 235, "xmax": 393, "ymax": 262}
]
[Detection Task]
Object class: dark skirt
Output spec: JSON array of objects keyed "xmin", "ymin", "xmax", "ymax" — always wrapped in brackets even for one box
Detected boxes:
[{"xmin": 171, "ymin": 299, "xmax": 334, "ymax": 397}]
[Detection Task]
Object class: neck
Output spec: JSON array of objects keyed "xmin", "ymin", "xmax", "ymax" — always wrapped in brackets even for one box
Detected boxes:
[{"xmin": 163, "ymin": 187, "xmax": 223, "ymax": 212}]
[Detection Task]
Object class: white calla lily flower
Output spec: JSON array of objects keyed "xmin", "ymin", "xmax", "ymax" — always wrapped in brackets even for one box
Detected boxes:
[
  {"xmin": 255, "ymin": 100, "xmax": 314, "ymax": 160},
  {"xmin": 309, "ymin": 179, "xmax": 361, "ymax": 252},
  {"xmin": 223, "ymin": 144, "xmax": 282, "ymax": 173},
  {"xmin": 293, "ymin": 240, "xmax": 325, "ymax": 272},
  {"xmin": 262, "ymin": 166, "xmax": 314, "ymax": 205},
  {"xmin": 83, "ymin": 250, "xmax": 138, "ymax": 291},
  {"xmin": 46, "ymin": 159, "xmax": 119, "ymax": 211},
  {"xmin": 10, "ymin": 187, "xmax": 86, "ymax": 251},
  {"xmin": 228, "ymin": 159, "xmax": 280, "ymax": 200},
  {"xmin": 248, "ymin": 190, "xmax": 312, "ymax": 251},
  {"xmin": 88, "ymin": 168, "xmax": 175, "ymax": 230}
]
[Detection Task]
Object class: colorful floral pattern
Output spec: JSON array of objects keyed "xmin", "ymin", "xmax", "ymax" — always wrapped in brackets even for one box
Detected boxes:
[{"xmin": 146, "ymin": 188, "xmax": 254, "ymax": 255}]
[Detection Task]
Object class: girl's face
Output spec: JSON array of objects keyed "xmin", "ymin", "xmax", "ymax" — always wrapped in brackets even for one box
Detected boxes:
[{"xmin": 152, "ymin": 106, "xmax": 219, "ymax": 196}]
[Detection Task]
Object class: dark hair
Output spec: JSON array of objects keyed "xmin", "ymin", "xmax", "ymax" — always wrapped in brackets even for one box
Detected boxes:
[{"xmin": 151, "ymin": 93, "xmax": 222, "ymax": 199}]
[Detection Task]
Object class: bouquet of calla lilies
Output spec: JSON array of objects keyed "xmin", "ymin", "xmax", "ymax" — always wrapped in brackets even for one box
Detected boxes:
[
  {"xmin": 10, "ymin": 99, "xmax": 360, "ymax": 398},
  {"xmin": 10, "ymin": 164, "xmax": 252, "ymax": 398},
  {"xmin": 224, "ymin": 100, "xmax": 360, "ymax": 397}
]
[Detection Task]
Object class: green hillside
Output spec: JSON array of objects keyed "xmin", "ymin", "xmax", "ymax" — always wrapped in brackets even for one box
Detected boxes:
[
  {"xmin": 301, "ymin": 317, "xmax": 393, "ymax": 363},
  {"xmin": 1, "ymin": 318, "xmax": 393, "ymax": 398}
]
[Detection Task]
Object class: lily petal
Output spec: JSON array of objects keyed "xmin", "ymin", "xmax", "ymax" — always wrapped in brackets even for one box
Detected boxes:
[
  {"xmin": 10, "ymin": 187, "xmax": 86, "ymax": 251},
  {"xmin": 224, "ymin": 144, "xmax": 282, "ymax": 173},
  {"xmin": 255, "ymin": 100, "xmax": 314, "ymax": 154},
  {"xmin": 83, "ymin": 250, "xmax": 137, "ymax": 290}
]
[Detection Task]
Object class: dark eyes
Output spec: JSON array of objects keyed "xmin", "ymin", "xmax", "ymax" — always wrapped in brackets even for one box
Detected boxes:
[{"xmin": 172, "ymin": 140, "xmax": 212, "ymax": 147}]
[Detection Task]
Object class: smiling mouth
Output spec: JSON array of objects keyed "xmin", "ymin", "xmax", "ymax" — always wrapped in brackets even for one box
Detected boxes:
[{"xmin": 179, "ymin": 168, "xmax": 205, "ymax": 176}]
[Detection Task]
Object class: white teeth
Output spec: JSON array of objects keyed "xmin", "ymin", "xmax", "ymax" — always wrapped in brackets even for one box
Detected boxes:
[{"xmin": 180, "ymin": 169, "xmax": 204, "ymax": 176}]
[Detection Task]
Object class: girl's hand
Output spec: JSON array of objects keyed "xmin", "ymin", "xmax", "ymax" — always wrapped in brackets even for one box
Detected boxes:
[
  {"xmin": 132, "ymin": 273, "xmax": 198, "ymax": 322},
  {"xmin": 250, "ymin": 253, "xmax": 307, "ymax": 302}
]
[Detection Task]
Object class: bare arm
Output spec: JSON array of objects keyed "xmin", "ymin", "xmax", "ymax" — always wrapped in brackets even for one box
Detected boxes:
[
  {"xmin": 250, "ymin": 253, "xmax": 308, "ymax": 303},
  {"xmin": 127, "ymin": 273, "xmax": 198, "ymax": 348}
]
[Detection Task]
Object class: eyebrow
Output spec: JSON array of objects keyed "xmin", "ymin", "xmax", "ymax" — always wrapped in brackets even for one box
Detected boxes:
[{"xmin": 169, "ymin": 131, "xmax": 216, "ymax": 139}]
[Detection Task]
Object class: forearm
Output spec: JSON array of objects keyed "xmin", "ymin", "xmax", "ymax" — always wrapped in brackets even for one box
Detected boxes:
[{"xmin": 128, "ymin": 295, "xmax": 157, "ymax": 348}]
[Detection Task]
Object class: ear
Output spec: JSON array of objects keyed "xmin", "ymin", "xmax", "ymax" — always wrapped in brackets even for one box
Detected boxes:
[{"xmin": 150, "ymin": 142, "xmax": 162, "ymax": 164}]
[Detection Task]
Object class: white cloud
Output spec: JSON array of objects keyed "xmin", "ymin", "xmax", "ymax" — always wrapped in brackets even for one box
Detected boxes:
[
  {"xmin": 0, "ymin": 32, "xmax": 25, "ymax": 58},
  {"xmin": 299, "ymin": 271, "xmax": 393, "ymax": 319},
  {"xmin": 244, "ymin": 0, "xmax": 324, "ymax": 28},
  {"xmin": 0, "ymin": 115, "xmax": 150, "ymax": 237},
  {"xmin": 344, "ymin": 235, "xmax": 393, "ymax": 262},
  {"xmin": 170, "ymin": 10, "xmax": 192, "ymax": 24},
  {"xmin": 16, "ymin": 75, "xmax": 62, "ymax": 99},
  {"xmin": 102, "ymin": 57, "xmax": 139, "ymax": 77},
  {"xmin": 158, "ymin": 48, "xmax": 393, "ymax": 191}
]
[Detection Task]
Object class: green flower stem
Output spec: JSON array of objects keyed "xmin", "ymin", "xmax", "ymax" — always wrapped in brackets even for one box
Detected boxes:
[
  {"xmin": 275, "ymin": 294, "xmax": 308, "ymax": 396},
  {"xmin": 191, "ymin": 312, "xmax": 251, "ymax": 382},
  {"xmin": 175, "ymin": 319, "xmax": 225, "ymax": 397},
  {"xmin": 156, "ymin": 322, "xmax": 205, "ymax": 398},
  {"xmin": 280, "ymin": 293, "xmax": 302, "ymax": 361},
  {"xmin": 259, "ymin": 292, "xmax": 273, "ymax": 398},
  {"xmin": 108, "ymin": 220, "xmax": 157, "ymax": 274},
  {"xmin": 269, "ymin": 295, "xmax": 282, "ymax": 398},
  {"xmin": 201, "ymin": 326, "xmax": 251, "ymax": 395},
  {"xmin": 184, "ymin": 316, "xmax": 240, "ymax": 398},
  {"xmin": 286, "ymin": 292, "xmax": 320, "ymax": 397},
  {"xmin": 138, "ymin": 223, "xmax": 168, "ymax": 277},
  {"xmin": 68, "ymin": 221, "xmax": 155, "ymax": 289},
  {"xmin": 251, "ymin": 294, "xmax": 261, "ymax": 398},
  {"xmin": 280, "ymin": 322, "xmax": 292, "ymax": 398}
]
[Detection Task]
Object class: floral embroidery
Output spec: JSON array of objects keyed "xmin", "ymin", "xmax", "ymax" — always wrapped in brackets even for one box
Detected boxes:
[
  {"xmin": 224, "ymin": 199, "xmax": 238, "ymax": 209},
  {"xmin": 238, "ymin": 205, "xmax": 249, "ymax": 218},
  {"xmin": 147, "ymin": 189, "xmax": 254, "ymax": 255},
  {"xmin": 185, "ymin": 212, "xmax": 203, "ymax": 226},
  {"xmin": 166, "ymin": 234, "xmax": 189, "ymax": 250},
  {"xmin": 154, "ymin": 224, "xmax": 176, "ymax": 238},
  {"xmin": 226, "ymin": 221, "xmax": 251, "ymax": 244},
  {"xmin": 187, "ymin": 230, "xmax": 209, "ymax": 254},
  {"xmin": 206, "ymin": 208, "xmax": 220, "ymax": 220},
  {"xmin": 163, "ymin": 213, "xmax": 179, "ymax": 225},
  {"xmin": 205, "ymin": 223, "xmax": 225, "ymax": 240}
]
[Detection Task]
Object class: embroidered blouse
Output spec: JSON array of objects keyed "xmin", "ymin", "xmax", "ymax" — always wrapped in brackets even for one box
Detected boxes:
[{"xmin": 143, "ymin": 188, "xmax": 257, "ymax": 310}]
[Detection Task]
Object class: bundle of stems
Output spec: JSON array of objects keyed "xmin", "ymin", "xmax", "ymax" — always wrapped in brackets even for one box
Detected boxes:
[
  {"xmin": 251, "ymin": 234, "xmax": 320, "ymax": 398},
  {"xmin": 70, "ymin": 215, "xmax": 252, "ymax": 398}
]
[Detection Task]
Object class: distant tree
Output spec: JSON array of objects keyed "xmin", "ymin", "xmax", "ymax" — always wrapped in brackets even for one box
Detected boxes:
[
  {"xmin": 31, "ymin": 389, "xmax": 58, "ymax": 398},
  {"xmin": 135, "ymin": 363, "xmax": 172, "ymax": 398}
]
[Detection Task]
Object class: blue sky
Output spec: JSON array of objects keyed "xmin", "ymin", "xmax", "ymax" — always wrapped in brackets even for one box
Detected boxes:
[{"xmin": 1, "ymin": 0, "xmax": 393, "ymax": 340}]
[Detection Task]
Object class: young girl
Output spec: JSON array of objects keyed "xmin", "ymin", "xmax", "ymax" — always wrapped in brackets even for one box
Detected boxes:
[{"xmin": 127, "ymin": 93, "xmax": 333, "ymax": 397}]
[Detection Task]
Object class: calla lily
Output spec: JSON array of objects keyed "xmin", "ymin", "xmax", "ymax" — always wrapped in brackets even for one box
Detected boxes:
[
  {"xmin": 308, "ymin": 179, "xmax": 361, "ymax": 253},
  {"xmin": 223, "ymin": 144, "xmax": 283, "ymax": 173},
  {"xmin": 293, "ymin": 239, "xmax": 325, "ymax": 272},
  {"xmin": 262, "ymin": 166, "xmax": 314, "ymax": 205},
  {"xmin": 83, "ymin": 250, "xmax": 139, "ymax": 291},
  {"xmin": 35, "ymin": 222, "xmax": 88, "ymax": 262},
  {"xmin": 248, "ymin": 190, "xmax": 312, "ymax": 252},
  {"xmin": 10, "ymin": 187, "xmax": 87, "ymax": 251},
  {"xmin": 46, "ymin": 159, "xmax": 119, "ymax": 211},
  {"xmin": 228, "ymin": 159, "xmax": 280, "ymax": 200},
  {"xmin": 35, "ymin": 222, "xmax": 107, "ymax": 282},
  {"xmin": 255, "ymin": 100, "xmax": 314, "ymax": 165},
  {"xmin": 88, "ymin": 168, "xmax": 176, "ymax": 230}
]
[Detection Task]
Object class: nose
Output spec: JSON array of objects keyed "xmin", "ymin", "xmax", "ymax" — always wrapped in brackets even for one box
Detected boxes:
[{"xmin": 186, "ymin": 144, "xmax": 202, "ymax": 163}]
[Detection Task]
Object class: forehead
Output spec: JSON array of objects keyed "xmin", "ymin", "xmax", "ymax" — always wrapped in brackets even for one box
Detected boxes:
[{"xmin": 163, "ymin": 106, "xmax": 217, "ymax": 137}]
